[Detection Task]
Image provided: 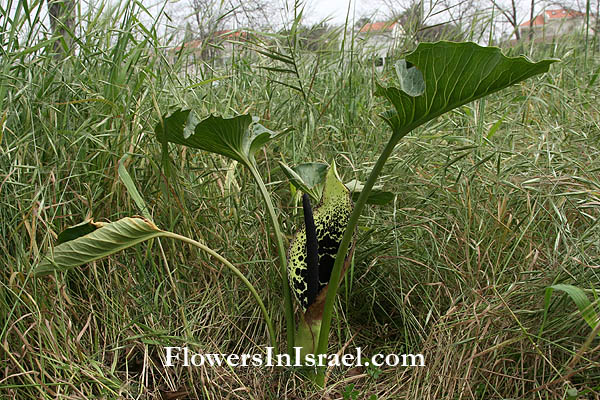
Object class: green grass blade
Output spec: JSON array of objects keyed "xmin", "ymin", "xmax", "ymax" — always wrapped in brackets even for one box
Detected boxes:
[
  {"xmin": 547, "ymin": 284, "xmax": 599, "ymax": 335},
  {"xmin": 118, "ymin": 154, "xmax": 152, "ymax": 220}
]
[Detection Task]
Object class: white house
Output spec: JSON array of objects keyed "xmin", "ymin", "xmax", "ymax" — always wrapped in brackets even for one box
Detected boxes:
[{"xmin": 355, "ymin": 21, "xmax": 404, "ymax": 65}]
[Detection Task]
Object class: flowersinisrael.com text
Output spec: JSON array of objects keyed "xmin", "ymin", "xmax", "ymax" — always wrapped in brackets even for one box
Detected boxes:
[{"xmin": 164, "ymin": 347, "xmax": 424, "ymax": 368}]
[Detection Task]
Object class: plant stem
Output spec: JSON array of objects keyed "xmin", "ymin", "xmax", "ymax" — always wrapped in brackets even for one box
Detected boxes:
[
  {"xmin": 314, "ymin": 135, "xmax": 402, "ymax": 386},
  {"xmin": 247, "ymin": 161, "xmax": 296, "ymax": 354},
  {"xmin": 162, "ymin": 231, "xmax": 278, "ymax": 351}
]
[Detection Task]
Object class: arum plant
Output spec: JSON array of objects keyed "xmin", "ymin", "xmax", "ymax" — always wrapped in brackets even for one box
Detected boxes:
[
  {"xmin": 309, "ymin": 41, "xmax": 557, "ymax": 386},
  {"xmin": 280, "ymin": 161, "xmax": 393, "ymax": 363},
  {"xmin": 34, "ymin": 41, "xmax": 557, "ymax": 390},
  {"xmin": 154, "ymin": 110, "xmax": 297, "ymax": 354},
  {"xmin": 284, "ymin": 161, "xmax": 355, "ymax": 362}
]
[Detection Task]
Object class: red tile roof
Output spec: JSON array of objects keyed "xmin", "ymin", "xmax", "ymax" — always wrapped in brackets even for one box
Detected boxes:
[
  {"xmin": 546, "ymin": 9, "xmax": 584, "ymax": 19},
  {"xmin": 359, "ymin": 21, "xmax": 397, "ymax": 33},
  {"xmin": 520, "ymin": 9, "xmax": 584, "ymax": 27},
  {"xmin": 172, "ymin": 40, "xmax": 202, "ymax": 52},
  {"xmin": 521, "ymin": 15, "xmax": 545, "ymax": 27}
]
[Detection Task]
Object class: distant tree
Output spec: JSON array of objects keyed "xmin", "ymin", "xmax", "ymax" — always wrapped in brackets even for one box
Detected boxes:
[
  {"xmin": 189, "ymin": 0, "xmax": 276, "ymax": 39},
  {"xmin": 355, "ymin": 16, "xmax": 371, "ymax": 30},
  {"xmin": 380, "ymin": 0, "xmax": 467, "ymax": 43},
  {"xmin": 46, "ymin": 0, "xmax": 76, "ymax": 53},
  {"xmin": 399, "ymin": 1, "xmax": 425, "ymax": 28},
  {"xmin": 417, "ymin": 22, "xmax": 465, "ymax": 41},
  {"xmin": 438, "ymin": 0, "xmax": 489, "ymax": 41},
  {"xmin": 186, "ymin": 0, "xmax": 277, "ymax": 58},
  {"xmin": 488, "ymin": 0, "xmax": 522, "ymax": 40},
  {"xmin": 528, "ymin": 0, "xmax": 536, "ymax": 40},
  {"xmin": 296, "ymin": 22, "xmax": 339, "ymax": 52}
]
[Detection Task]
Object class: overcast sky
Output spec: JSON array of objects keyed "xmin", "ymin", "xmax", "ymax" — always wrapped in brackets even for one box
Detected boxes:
[{"xmin": 302, "ymin": 0, "xmax": 381, "ymax": 25}]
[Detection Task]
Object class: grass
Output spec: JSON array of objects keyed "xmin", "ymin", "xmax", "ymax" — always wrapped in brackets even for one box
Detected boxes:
[{"xmin": 1, "ymin": 0, "xmax": 600, "ymax": 398}]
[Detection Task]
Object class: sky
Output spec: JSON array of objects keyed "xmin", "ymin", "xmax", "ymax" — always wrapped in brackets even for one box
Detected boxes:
[
  {"xmin": 302, "ymin": 0, "xmax": 382, "ymax": 25},
  {"xmin": 12, "ymin": 0, "xmax": 589, "ymax": 46}
]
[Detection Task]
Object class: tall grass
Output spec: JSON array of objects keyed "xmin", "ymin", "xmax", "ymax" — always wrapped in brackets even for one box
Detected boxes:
[{"xmin": 1, "ymin": 0, "xmax": 599, "ymax": 398}]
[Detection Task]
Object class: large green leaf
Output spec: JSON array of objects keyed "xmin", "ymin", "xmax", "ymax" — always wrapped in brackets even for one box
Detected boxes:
[
  {"xmin": 36, "ymin": 217, "xmax": 163, "ymax": 276},
  {"xmin": 154, "ymin": 109, "xmax": 194, "ymax": 144},
  {"xmin": 376, "ymin": 42, "xmax": 557, "ymax": 138},
  {"xmin": 155, "ymin": 111, "xmax": 277, "ymax": 165},
  {"xmin": 154, "ymin": 109, "xmax": 195, "ymax": 179}
]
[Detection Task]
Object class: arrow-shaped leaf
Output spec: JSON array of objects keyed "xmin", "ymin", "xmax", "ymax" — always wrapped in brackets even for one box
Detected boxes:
[
  {"xmin": 155, "ymin": 111, "xmax": 277, "ymax": 165},
  {"xmin": 36, "ymin": 217, "xmax": 162, "ymax": 276},
  {"xmin": 376, "ymin": 42, "xmax": 557, "ymax": 138}
]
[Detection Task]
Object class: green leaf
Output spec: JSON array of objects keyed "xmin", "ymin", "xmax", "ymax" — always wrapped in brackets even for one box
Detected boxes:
[
  {"xmin": 248, "ymin": 117, "xmax": 278, "ymax": 158},
  {"xmin": 154, "ymin": 109, "xmax": 194, "ymax": 145},
  {"xmin": 376, "ymin": 42, "xmax": 557, "ymax": 138},
  {"xmin": 154, "ymin": 109, "xmax": 195, "ymax": 180},
  {"xmin": 546, "ymin": 284, "xmax": 599, "ymax": 335},
  {"xmin": 258, "ymin": 66, "xmax": 296, "ymax": 74},
  {"xmin": 294, "ymin": 163, "xmax": 329, "ymax": 189},
  {"xmin": 345, "ymin": 180, "xmax": 394, "ymax": 205},
  {"xmin": 155, "ymin": 111, "xmax": 277, "ymax": 165},
  {"xmin": 36, "ymin": 217, "xmax": 163, "ymax": 276},
  {"xmin": 279, "ymin": 162, "xmax": 328, "ymax": 202}
]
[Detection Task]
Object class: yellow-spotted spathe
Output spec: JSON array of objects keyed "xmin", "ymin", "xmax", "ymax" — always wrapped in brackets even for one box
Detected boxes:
[{"xmin": 287, "ymin": 161, "xmax": 353, "ymax": 310}]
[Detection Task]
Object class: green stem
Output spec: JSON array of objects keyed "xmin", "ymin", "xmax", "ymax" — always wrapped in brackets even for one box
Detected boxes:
[
  {"xmin": 162, "ymin": 231, "xmax": 278, "ymax": 351},
  {"xmin": 247, "ymin": 161, "xmax": 296, "ymax": 354},
  {"xmin": 314, "ymin": 135, "xmax": 403, "ymax": 386}
]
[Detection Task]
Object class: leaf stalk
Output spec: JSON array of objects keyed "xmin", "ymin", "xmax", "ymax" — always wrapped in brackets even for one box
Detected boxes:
[
  {"xmin": 314, "ymin": 132, "xmax": 406, "ymax": 386},
  {"xmin": 247, "ymin": 160, "xmax": 296, "ymax": 354}
]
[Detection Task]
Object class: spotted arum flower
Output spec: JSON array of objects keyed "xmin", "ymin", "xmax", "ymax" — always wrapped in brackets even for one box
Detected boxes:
[{"xmin": 287, "ymin": 161, "xmax": 355, "ymax": 360}]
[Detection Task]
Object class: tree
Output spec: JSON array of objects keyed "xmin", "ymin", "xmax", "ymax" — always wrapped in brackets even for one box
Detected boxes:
[
  {"xmin": 183, "ymin": 0, "xmax": 276, "ymax": 59},
  {"xmin": 189, "ymin": 0, "xmax": 277, "ymax": 40},
  {"xmin": 439, "ymin": 0, "xmax": 489, "ymax": 40},
  {"xmin": 529, "ymin": 0, "xmax": 536, "ymax": 40},
  {"xmin": 417, "ymin": 22, "xmax": 465, "ymax": 41},
  {"xmin": 382, "ymin": 0, "xmax": 425, "ymax": 41},
  {"xmin": 46, "ymin": 0, "xmax": 76, "ymax": 53},
  {"xmin": 488, "ymin": 0, "xmax": 522, "ymax": 40},
  {"xmin": 379, "ymin": 0, "xmax": 468, "ymax": 43}
]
